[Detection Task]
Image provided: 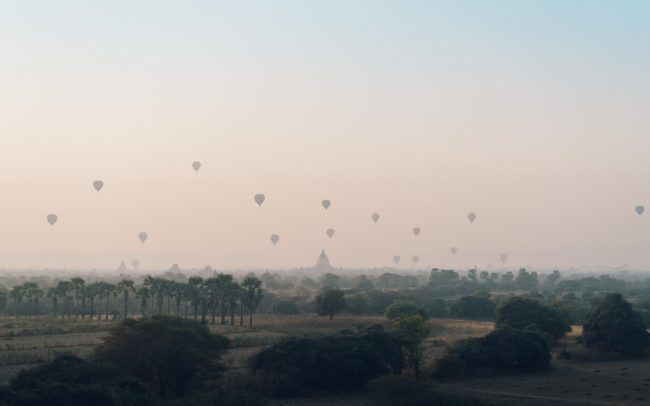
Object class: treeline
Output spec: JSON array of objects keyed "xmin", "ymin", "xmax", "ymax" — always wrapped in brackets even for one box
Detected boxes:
[{"xmin": 0, "ymin": 273, "xmax": 264, "ymax": 326}]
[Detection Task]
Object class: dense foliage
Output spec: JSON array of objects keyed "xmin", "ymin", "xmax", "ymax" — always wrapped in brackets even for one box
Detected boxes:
[
  {"xmin": 95, "ymin": 316, "xmax": 229, "ymax": 397},
  {"xmin": 582, "ymin": 293, "xmax": 650, "ymax": 357},
  {"xmin": 496, "ymin": 297, "xmax": 570, "ymax": 340},
  {"xmin": 250, "ymin": 326, "xmax": 403, "ymax": 397},
  {"xmin": 435, "ymin": 328, "xmax": 551, "ymax": 379}
]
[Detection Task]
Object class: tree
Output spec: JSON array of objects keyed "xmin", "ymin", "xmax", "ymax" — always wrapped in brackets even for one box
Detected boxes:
[
  {"xmin": 315, "ymin": 288, "xmax": 346, "ymax": 320},
  {"xmin": 241, "ymin": 274, "xmax": 264, "ymax": 327},
  {"xmin": 429, "ymin": 269, "xmax": 459, "ymax": 286},
  {"xmin": 100, "ymin": 282, "xmax": 116, "ymax": 320},
  {"xmin": 85, "ymin": 282, "xmax": 101, "ymax": 320},
  {"xmin": 582, "ymin": 293, "xmax": 650, "ymax": 357},
  {"xmin": 95, "ymin": 316, "xmax": 229, "ymax": 397},
  {"xmin": 2, "ymin": 355, "xmax": 154, "ymax": 406},
  {"xmin": 435, "ymin": 328, "xmax": 551, "ymax": 379},
  {"xmin": 515, "ymin": 269, "xmax": 538, "ymax": 291},
  {"xmin": 384, "ymin": 301, "xmax": 428, "ymax": 320},
  {"xmin": 71, "ymin": 277, "xmax": 85, "ymax": 318},
  {"xmin": 251, "ymin": 326, "xmax": 403, "ymax": 397},
  {"xmin": 116, "ymin": 279, "xmax": 135, "ymax": 319},
  {"xmin": 136, "ymin": 286, "xmax": 150, "ymax": 317},
  {"xmin": 450, "ymin": 295, "xmax": 496, "ymax": 320},
  {"xmin": 496, "ymin": 297, "xmax": 570, "ymax": 340},
  {"xmin": 393, "ymin": 315, "xmax": 430, "ymax": 377},
  {"xmin": 356, "ymin": 275, "xmax": 375, "ymax": 291},
  {"xmin": 321, "ymin": 273, "xmax": 342, "ymax": 289}
]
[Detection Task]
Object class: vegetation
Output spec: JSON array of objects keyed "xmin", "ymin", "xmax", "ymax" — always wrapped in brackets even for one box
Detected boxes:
[
  {"xmin": 95, "ymin": 316, "xmax": 230, "ymax": 397},
  {"xmin": 582, "ymin": 293, "xmax": 650, "ymax": 357},
  {"xmin": 250, "ymin": 326, "xmax": 403, "ymax": 397},
  {"xmin": 384, "ymin": 301, "xmax": 428, "ymax": 320},
  {"xmin": 435, "ymin": 327, "xmax": 551, "ymax": 380},
  {"xmin": 496, "ymin": 297, "xmax": 570, "ymax": 340},
  {"xmin": 314, "ymin": 288, "xmax": 346, "ymax": 320}
]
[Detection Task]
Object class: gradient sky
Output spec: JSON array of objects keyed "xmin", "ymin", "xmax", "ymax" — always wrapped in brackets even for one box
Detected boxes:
[{"xmin": 1, "ymin": 1, "xmax": 649, "ymax": 270}]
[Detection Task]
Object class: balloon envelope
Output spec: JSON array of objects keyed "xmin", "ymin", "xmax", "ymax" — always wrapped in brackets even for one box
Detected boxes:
[
  {"xmin": 322, "ymin": 200, "xmax": 331, "ymax": 210},
  {"xmin": 412, "ymin": 255, "xmax": 420, "ymax": 264},
  {"xmin": 468, "ymin": 212, "xmax": 477, "ymax": 223},
  {"xmin": 412, "ymin": 227, "xmax": 421, "ymax": 237},
  {"xmin": 636, "ymin": 205, "xmax": 645, "ymax": 216},
  {"xmin": 93, "ymin": 180, "xmax": 104, "ymax": 192},
  {"xmin": 192, "ymin": 161, "xmax": 201, "ymax": 172},
  {"xmin": 254, "ymin": 194, "xmax": 266, "ymax": 207},
  {"xmin": 138, "ymin": 232, "xmax": 148, "ymax": 244},
  {"xmin": 46, "ymin": 214, "xmax": 58, "ymax": 226},
  {"xmin": 500, "ymin": 254, "xmax": 508, "ymax": 263},
  {"xmin": 450, "ymin": 247, "xmax": 458, "ymax": 255},
  {"xmin": 131, "ymin": 260, "xmax": 140, "ymax": 269},
  {"xmin": 393, "ymin": 255, "xmax": 401, "ymax": 264},
  {"xmin": 270, "ymin": 234, "xmax": 280, "ymax": 245},
  {"xmin": 326, "ymin": 228, "xmax": 335, "ymax": 239},
  {"xmin": 371, "ymin": 213, "xmax": 380, "ymax": 223}
]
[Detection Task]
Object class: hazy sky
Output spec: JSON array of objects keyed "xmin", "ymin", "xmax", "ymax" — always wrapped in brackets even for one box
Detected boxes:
[{"xmin": 1, "ymin": 1, "xmax": 649, "ymax": 270}]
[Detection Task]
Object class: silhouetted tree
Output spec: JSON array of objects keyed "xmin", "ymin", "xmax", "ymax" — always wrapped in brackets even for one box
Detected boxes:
[{"xmin": 315, "ymin": 288, "xmax": 346, "ymax": 320}]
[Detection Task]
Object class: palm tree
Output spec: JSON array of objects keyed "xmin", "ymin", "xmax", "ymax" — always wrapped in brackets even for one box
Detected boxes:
[
  {"xmin": 70, "ymin": 277, "xmax": 85, "ymax": 318},
  {"xmin": 216, "ymin": 274, "xmax": 233, "ymax": 325},
  {"xmin": 10, "ymin": 285, "xmax": 24, "ymax": 308},
  {"xmin": 169, "ymin": 281, "xmax": 185, "ymax": 316},
  {"xmin": 136, "ymin": 286, "xmax": 150, "ymax": 317},
  {"xmin": 56, "ymin": 280, "xmax": 74, "ymax": 319},
  {"xmin": 241, "ymin": 274, "xmax": 264, "ymax": 327},
  {"xmin": 116, "ymin": 279, "xmax": 135, "ymax": 319},
  {"xmin": 47, "ymin": 286, "xmax": 60, "ymax": 317},
  {"xmin": 85, "ymin": 282, "xmax": 101, "ymax": 320},
  {"xmin": 226, "ymin": 281, "xmax": 241, "ymax": 326},
  {"xmin": 101, "ymin": 282, "xmax": 116, "ymax": 321},
  {"xmin": 187, "ymin": 276, "xmax": 203, "ymax": 320},
  {"xmin": 22, "ymin": 282, "xmax": 41, "ymax": 318}
]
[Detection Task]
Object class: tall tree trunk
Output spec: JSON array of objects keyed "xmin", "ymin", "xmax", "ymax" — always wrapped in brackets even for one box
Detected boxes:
[
  {"xmin": 239, "ymin": 303, "xmax": 243, "ymax": 326},
  {"xmin": 249, "ymin": 310, "xmax": 253, "ymax": 327},
  {"xmin": 89, "ymin": 297, "xmax": 94, "ymax": 320},
  {"xmin": 105, "ymin": 295, "xmax": 110, "ymax": 321}
]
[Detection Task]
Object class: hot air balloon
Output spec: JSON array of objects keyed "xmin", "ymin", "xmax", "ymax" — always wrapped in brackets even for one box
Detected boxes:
[
  {"xmin": 322, "ymin": 200, "xmax": 331, "ymax": 210},
  {"xmin": 93, "ymin": 180, "xmax": 104, "ymax": 192},
  {"xmin": 412, "ymin": 227, "xmax": 421, "ymax": 237},
  {"xmin": 500, "ymin": 254, "xmax": 508, "ymax": 264},
  {"xmin": 636, "ymin": 205, "xmax": 645, "ymax": 216},
  {"xmin": 393, "ymin": 255, "xmax": 401, "ymax": 264},
  {"xmin": 371, "ymin": 213, "xmax": 380, "ymax": 223},
  {"xmin": 270, "ymin": 234, "xmax": 280, "ymax": 245},
  {"xmin": 131, "ymin": 260, "xmax": 140, "ymax": 269},
  {"xmin": 46, "ymin": 214, "xmax": 58, "ymax": 226},
  {"xmin": 192, "ymin": 161, "xmax": 201, "ymax": 172},
  {"xmin": 326, "ymin": 228, "xmax": 335, "ymax": 239},
  {"xmin": 450, "ymin": 247, "xmax": 458, "ymax": 256},
  {"xmin": 254, "ymin": 194, "xmax": 266, "ymax": 207},
  {"xmin": 412, "ymin": 255, "xmax": 420, "ymax": 264},
  {"xmin": 138, "ymin": 232, "xmax": 148, "ymax": 244},
  {"xmin": 468, "ymin": 212, "xmax": 477, "ymax": 223}
]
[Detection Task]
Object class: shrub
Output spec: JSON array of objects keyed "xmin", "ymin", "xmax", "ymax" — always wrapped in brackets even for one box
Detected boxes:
[
  {"xmin": 385, "ymin": 301, "xmax": 428, "ymax": 320},
  {"xmin": 435, "ymin": 327, "xmax": 551, "ymax": 380},
  {"xmin": 0, "ymin": 355, "xmax": 153, "ymax": 406},
  {"xmin": 250, "ymin": 325, "xmax": 403, "ymax": 397},
  {"xmin": 496, "ymin": 297, "xmax": 570, "ymax": 340},
  {"xmin": 95, "ymin": 316, "xmax": 229, "ymax": 398},
  {"xmin": 367, "ymin": 375, "xmax": 490, "ymax": 406},
  {"xmin": 345, "ymin": 292, "xmax": 369, "ymax": 315},
  {"xmin": 582, "ymin": 293, "xmax": 650, "ymax": 357},
  {"xmin": 450, "ymin": 296, "xmax": 496, "ymax": 320},
  {"xmin": 272, "ymin": 300, "xmax": 300, "ymax": 315}
]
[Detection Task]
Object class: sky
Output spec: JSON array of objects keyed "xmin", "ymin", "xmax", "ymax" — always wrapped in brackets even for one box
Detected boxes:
[{"xmin": 0, "ymin": 1, "xmax": 649, "ymax": 271}]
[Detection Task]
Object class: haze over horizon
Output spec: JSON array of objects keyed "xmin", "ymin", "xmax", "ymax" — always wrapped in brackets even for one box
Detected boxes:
[{"xmin": 1, "ymin": 1, "xmax": 650, "ymax": 270}]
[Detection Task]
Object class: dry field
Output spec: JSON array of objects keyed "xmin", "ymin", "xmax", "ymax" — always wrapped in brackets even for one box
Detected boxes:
[{"xmin": 1, "ymin": 315, "xmax": 650, "ymax": 405}]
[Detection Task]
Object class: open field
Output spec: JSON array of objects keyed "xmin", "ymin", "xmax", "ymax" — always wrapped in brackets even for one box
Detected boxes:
[{"xmin": 1, "ymin": 315, "xmax": 650, "ymax": 405}]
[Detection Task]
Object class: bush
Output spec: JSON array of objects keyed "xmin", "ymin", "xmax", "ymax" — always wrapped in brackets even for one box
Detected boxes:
[
  {"xmin": 367, "ymin": 375, "xmax": 490, "ymax": 406},
  {"xmin": 345, "ymin": 292, "xmax": 369, "ymax": 315},
  {"xmin": 450, "ymin": 296, "xmax": 496, "ymax": 320},
  {"xmin": 385, "ymin": 301, "xmax": 428, "ymax": 320},
  {"xmin": 250, "ymin": 325, "xmax": 403, "ymax": 397},
  {"xmin": 582, "ymin": 293, "xmax": 650, "ymax": 357},
  {"xmin": 0, "ymin": 355, "xmax": 153, "ymax": 406},
  {"xmin": 95, "ymin": 316, "xmax": 229, "ymax": 398},
  {"xmin": 435, "ymin": 327, "xmax": 551, "ymax": 380},
  {"xmin": 496, "ymin": 297, "xmax": 570, "ymax": 340},
  {"xmin": 272, "ymin": 300, "xmax": 300, "ymax": 315}
]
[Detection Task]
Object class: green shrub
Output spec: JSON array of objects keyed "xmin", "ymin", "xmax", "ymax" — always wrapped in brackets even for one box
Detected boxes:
[
  {"xmin": 450, "ymin": 296, "xmax": 496, "ymax": 320},
  {"xmin": 435, "ymin": 327, "xmax": 551, "ymax": 380},
  {"xmin": 385, "ymin": 301, "xmax": 428, "ymax": 320},
  {"xmin": 250, "ymin": 325, "xmax": 403, "ymax": 397},
  {"xmin": 272, "ymin": 300, "xmax": 300, "ymax": 315},
  {"xmin": 496, "ymin": 297, "xmax": 570, "ymax": 340}
]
